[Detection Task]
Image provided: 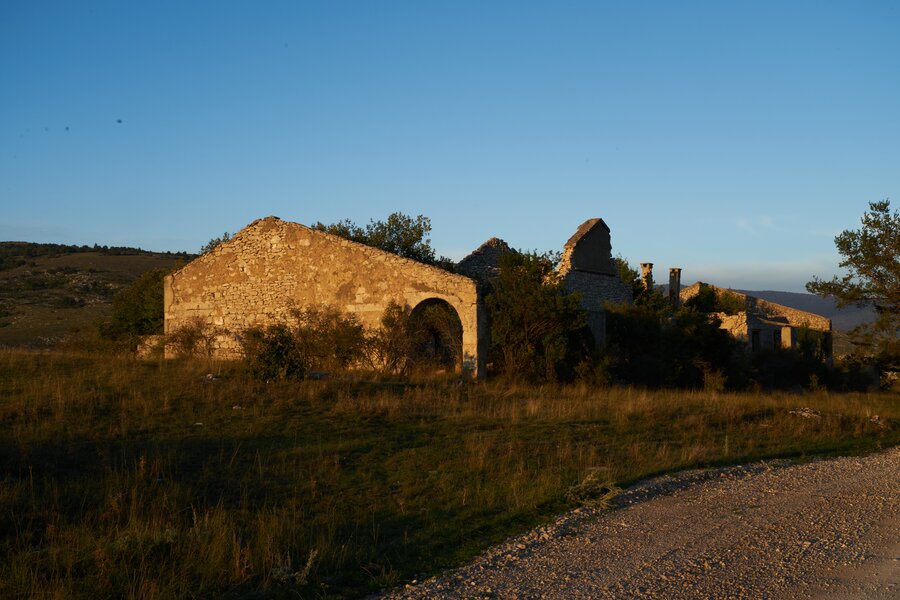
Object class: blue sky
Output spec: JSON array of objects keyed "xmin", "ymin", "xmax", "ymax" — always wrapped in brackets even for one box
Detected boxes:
[{"xmin": 2, "ymin": 1, "xmax": 898, "ymax": 292}]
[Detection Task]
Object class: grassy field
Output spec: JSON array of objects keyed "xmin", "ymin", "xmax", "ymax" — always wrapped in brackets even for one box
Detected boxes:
[{"xmin": 0, "ymin": 350, "xmax": 896, "ymax": 598}]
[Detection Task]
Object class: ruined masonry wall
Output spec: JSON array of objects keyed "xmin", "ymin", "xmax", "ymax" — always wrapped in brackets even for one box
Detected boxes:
[
  {"xmin": 164, "ymin": 217, "xmax": 486, "ymax": 375},
  {"xmin": 752, "ymin": 299, "xmax": 831, "ymax": 332},
  {"xmin": 562, "ymin": 271, "xmax": 633, "ymax": 310}
]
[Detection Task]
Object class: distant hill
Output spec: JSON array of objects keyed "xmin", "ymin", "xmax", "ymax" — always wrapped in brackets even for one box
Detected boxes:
[
  {"xmin": 0, "ymin": 242, "xmax": 193, "ymax": 347},
  {"xmin": 735, "ymin": 290, "xmax": 876, "ymax": 332}
]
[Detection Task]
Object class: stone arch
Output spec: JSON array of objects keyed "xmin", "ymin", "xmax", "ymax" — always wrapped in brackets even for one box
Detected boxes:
[{"xmin": 408, "ymin": 298, "xmax": 464, "ymax": 371}]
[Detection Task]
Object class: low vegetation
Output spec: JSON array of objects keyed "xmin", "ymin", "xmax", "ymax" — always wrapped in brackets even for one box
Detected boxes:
[{"xmin": 0, "ymin": 349, "xmax": 896, "ymax": 598}]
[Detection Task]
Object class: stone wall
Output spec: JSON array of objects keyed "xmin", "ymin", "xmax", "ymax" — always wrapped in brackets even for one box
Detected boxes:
[
  {"xmin": 164, "ymin": 217, "xmax": 487, "ymax": 377},
  {"xmin": 456, "ymin": 237, "xmax": 513, "ymax": 282},
  {"xmin": 557, "ymin": 218, "xmax": 632, "ymax": 345},
  {"xmin": 680, "ymin": 283, "xmax": 831, "ymax": 333},
  {"xmin": 748, "ymin": 297, "xmax": 831, "ymax": 332}
]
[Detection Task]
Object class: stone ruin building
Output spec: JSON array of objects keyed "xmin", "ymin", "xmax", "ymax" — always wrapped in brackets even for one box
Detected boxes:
[
  {"xmin": 164, "ymin": 216, "xmax": 487, "ymax": 376},
  {"xmin": 556, "ymin": 219, "xmax": 632, "ymax": 343},
  {"xmin": 163, "ymin": 216, "xmax": 633, "ymax": 378},
  {"xmin": 679, "ymin": 282, "xmax": 833, "ymax": 361}
]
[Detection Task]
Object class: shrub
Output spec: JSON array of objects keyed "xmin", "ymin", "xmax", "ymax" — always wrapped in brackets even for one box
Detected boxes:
[
  {"xmin": 290, "ymin": 305, "xmax": 367, "ymax": 371},
  {"xmin": 167, "ymin": 317, "xmax": 220, "ymax": 358},
  {"xmin": 683, "ymin": 284, "xmax": 746, "ymax": 315},
  {"xmin": 603, "ymin": 305, "xmax": 742, "ymax": 388},
  {"xmin": 239, "ymin": 324, "xmax": 306, "ymax": 381},
  {"xmin": 367, "ymin": 301, "xmax": 415, "ymax": 374},
  {"xmin": 99, "ymin": 268, "xmax": 168, "ymax": 349}
]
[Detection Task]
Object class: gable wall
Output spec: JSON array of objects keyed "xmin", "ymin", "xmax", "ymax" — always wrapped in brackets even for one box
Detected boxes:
[{"xmin": 164, "ymin": 217, "xmax": 486, "ymax": 375}]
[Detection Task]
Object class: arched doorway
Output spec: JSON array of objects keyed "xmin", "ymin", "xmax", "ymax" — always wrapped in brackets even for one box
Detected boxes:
[{"xmin": 408, "ymin": 298, "xmax": 464, "ymax": 372}]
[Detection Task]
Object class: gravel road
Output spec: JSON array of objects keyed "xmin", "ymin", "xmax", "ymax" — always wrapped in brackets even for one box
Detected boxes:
[{"xmin": 384, "ymin": 448, "xmax": 899, "ymax": 599}]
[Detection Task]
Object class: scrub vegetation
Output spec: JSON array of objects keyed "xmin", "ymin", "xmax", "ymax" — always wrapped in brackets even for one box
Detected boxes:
[{"xmin": 0, "ymin": 350, "xmax": 896, "ymax": 598}]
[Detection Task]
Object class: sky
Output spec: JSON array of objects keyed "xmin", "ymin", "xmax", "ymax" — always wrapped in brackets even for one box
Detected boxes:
[{"xmin": 2, "ymin": 1, "xmax": 898, "ymax": 292}]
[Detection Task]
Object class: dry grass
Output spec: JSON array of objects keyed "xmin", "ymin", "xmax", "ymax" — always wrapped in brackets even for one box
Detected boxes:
[{"xmin": 0, "ymin": 349, "xmax": 896, "ymax": 598}]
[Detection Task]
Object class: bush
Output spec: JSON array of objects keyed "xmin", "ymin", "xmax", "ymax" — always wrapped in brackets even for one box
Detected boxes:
[
  {"xmin": 486, "ymin": 252, "xmax": 590, "ymax": 382},
  {"xmin": 603, "ymin": 305, "xmax": 742, "ymax": 388},
  {"xmin": 238, "ymin": 306, "xmax": 369, "ymax": 379},
  {"xmin": 290, "ymin": 305, "xmax": 367, "ymax": 372},
  {"xmin": 99, "ymin": 268, "xmax": 168, "ymax": 349},
  {"xmin": 240, "ymin": 324, "xmax": 306, "ymax": 381},
  {"xmin": 367, "ymin": 301, "xmax": 415, "ymax": 374},
  {"xmin": 167, "ymin": 317, "xmax": 219, "ymax": 358},
  {"xmin": 683, "ymin": 284, "xmax": 745, "ymax": 315}
]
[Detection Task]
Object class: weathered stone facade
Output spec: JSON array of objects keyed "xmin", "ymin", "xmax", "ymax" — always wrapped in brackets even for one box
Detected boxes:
[
  {"xmin": 456, "ymin": 237, "xmax": 513, "ymax": 282},
  {"xmin": 164, "ymin": 217, "xmax": 488, "ymax": 377},
  {"xmin": 164, "ymin": 215, "xmax": 634, "ymax": 375},
  {"xmin": 557, "ymin": 219, "xmax": 632, "ymax": 345},
  {"xmin": 680, "ymin": 283, "xmax": 832, "ymax": 361}
]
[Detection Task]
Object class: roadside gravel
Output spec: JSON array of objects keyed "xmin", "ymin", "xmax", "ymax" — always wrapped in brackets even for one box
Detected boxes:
[{"xmin": 383, "ymin": 448, "xmax": 899, "ymax": 599}]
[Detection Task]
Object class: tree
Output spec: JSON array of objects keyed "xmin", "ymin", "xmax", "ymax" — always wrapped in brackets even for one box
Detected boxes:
[
  {"xmin": 200, "ymin": 232, "xmax": 231, "ymax": 254},
  {"xmin": 807, "ymin": 200, "xmax": 899, "ymax": 367},
  {"xmin": 100, "ymin": 268, "xmax": 168, "ymax": 348},
  {"xmin": 613, "ymin": 255, "xmax": 669, "ymax": 313},
  {"xmin": 486, "ymin": 251, "xmax": 589, "ymax": 382},
  {"xmin": 312, "ymin": 213, "xmax": 453, "ymax": 268}
]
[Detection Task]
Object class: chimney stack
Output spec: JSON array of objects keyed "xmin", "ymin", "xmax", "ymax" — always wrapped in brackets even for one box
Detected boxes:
[
  {"xmin": 669, "ymin": 268, "xmax": 682, "ymax": 309},
  {"xmin": 640, "ymin": 263, "xmax": 654, "ymax": 291}
]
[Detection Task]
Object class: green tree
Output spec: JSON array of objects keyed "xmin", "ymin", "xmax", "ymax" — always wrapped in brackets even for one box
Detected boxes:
[
  {"xmin": 200, "ymin": 232, "xmax": 231, "ymax": 254},
  {"xmin": 613, "ymin": 255, "xmax": 669, "ymax": 313},
  {"xmin": 807, "ymin": 200, "xmax": 899, "ymax": 368},
  {"xmin": 486, "ymin": 251, "xmax": 589, "ymax": 382},
  {"xmin": 313, "ymin": 213, "xmax": 453, "ymax": 268},
  {"xmin": 100, "ymin": 268, "xmax": 168, "ymax": 347}
]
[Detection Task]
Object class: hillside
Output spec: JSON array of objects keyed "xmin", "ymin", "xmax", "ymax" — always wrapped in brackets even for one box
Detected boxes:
[{"xmin": 0, "ymin": 242, "xmax": 193, "ymax": 347}]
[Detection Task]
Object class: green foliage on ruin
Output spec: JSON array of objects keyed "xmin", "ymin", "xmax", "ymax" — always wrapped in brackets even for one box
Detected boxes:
[
  {"xmin": 613, "ymin": 255, "xmax": 669, "ymax": 313},
  {"xmin": 683, "ymin": 284, "xmax": 746, "ymax": 315},
  {"xmin": 237, "ymin": 301, "xmax": 463, "ymax": 380},
  {"xmin": 486, "ymin": 251, "xmax": 591, "ymax": 382}
]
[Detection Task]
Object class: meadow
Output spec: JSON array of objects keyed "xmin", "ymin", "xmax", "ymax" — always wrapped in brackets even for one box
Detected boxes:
[{"xmin": 0, "ymin": 349, "xmax": 896, "ymax": 598}]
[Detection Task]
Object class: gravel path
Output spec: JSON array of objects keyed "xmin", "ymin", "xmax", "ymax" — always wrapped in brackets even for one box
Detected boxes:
[{"xmin": 384, "ymin": 448, "xmax": 899, "ymax": 599}]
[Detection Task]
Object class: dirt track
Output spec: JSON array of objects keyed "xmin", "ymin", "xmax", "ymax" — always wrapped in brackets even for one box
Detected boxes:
[{"xmin": 385, "ymin": 448, "xmax": 899, "ymax": 599}]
